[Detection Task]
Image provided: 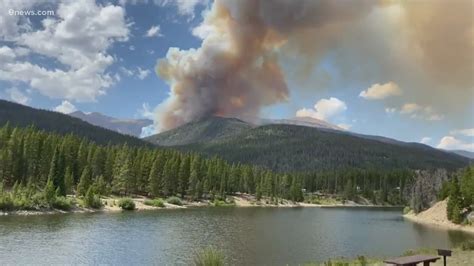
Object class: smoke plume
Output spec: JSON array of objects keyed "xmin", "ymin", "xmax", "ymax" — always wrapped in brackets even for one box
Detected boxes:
[{"xmin": 155, "ymin": 0, "xmax": 473, "ymax": 131}]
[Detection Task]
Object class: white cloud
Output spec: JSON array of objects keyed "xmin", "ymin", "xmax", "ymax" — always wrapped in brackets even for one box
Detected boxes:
[
  {"xmin": 129, "ymin": 45, "xmax": 135, "ymax": 51},
  {"xmin": 120, "ymin": 66, "xmax": 134, "ymax": 77},
  {"xmin": 385, "ymin": 107, "xmax": 397, "ymax": 114},
  {"xmin": 6, "ymin": 87, "xmax": 30, "ymax": 105},
  {"xmin": 0, "ymin": 1, "xmax": 40, "ymax": 40},
  {"xmin": 296, "ymin": 97, "xmax": 347, "ymax": 121},
  {"xmin": 0, "ymin": 1, "xmax": 130, "ymax": 102},
  {"xmin": 437, "ymin": 136, "xmax": 474, "ymax": 152},
  {"xmin": 54, "ymin": 100, "xmax": 77, "ymax": 114},
  {"xmin": 145, "ymin": 25, "xmax": 163, "ymax": 37},
  {"xmin": 398, "ymin": 103, "xmax": 444, "ymax": 121},
  {"xmin": 120, "ymin": 66, "xmax": 150, "ymax": 80},
  {"xmin": 400, "ymin": 103, "xmax": 421, "ymax": 114},
  {"xmin": 337, "ymin": 123, "xmax": 352, "ymax": 130},
  {"xmin": 359, "ymin": 82, "xmax": 402, "ymax": 100},
  {"xmin": 450, "ymin": 128, "xmax": 474, "ymax": 137},
  {"xmin": 140, "ymin": 124, "xmax": 157, "ymax": 138},
  {"xmin": 137, "ymin": 67, "xmax": 151, "ymax": 80},
  {"xmin": 138, "ymin": 102, "xmax": 155, "ymax": 119},
  {"xmin": 0, "ymin": 46, "xmax": 16, "ymax": 62},
  {"xmin": 420, "ymin": 137, "xmax": 432, "ymax": 144},
  {"xmin": 155, "ymin": 0, "xmax": 208, "ymax": 18}
]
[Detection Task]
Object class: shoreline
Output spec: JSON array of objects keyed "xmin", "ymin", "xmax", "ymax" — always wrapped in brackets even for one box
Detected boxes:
[
  {"xmin": 0, "ymin": 194, "xmax": 402, "ymax": 217},
  {"xmin": 403, "ymin": 200, "xmax": 474, "ymax": 235}
]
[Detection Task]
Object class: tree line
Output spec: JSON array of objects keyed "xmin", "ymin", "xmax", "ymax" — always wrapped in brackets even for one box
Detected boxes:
[
  {"xmin": 0, "ymin": 124, "xmax": 428, "ymax": 211},
  {"xmin": 439, "ymin": 166, "xmax": 474, "ymax": 224}
]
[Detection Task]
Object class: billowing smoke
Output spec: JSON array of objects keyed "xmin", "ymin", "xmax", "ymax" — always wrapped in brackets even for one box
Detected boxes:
[
  {"xmin": 155, "ymin": 0, "xmax": 375, "ymax": 130},
  {"xmin": 154, "ymin": 0, "xmax": 473, "ymax": 131}
]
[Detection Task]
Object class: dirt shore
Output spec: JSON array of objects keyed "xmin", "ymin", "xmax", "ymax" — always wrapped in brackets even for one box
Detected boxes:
[
  {"xmin": 403, "ymin": 199, "xmax": 474, "ymax": 234},
  {"xmin": 0, "ymin": 193, "xmax": 400, "ymax": 216}
]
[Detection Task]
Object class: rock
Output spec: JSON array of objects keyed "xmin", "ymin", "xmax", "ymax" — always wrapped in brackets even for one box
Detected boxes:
[{"xmin": 468, "ymin": 211, "xmax": 474, "ymax": 223}]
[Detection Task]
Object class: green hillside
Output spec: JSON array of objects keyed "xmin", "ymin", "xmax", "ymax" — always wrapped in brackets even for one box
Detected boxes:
[
  {"xmin": 147, "ymin": 118, "xmax": 470, "ymax": 172},
  {"xmin": 145, "ymin": 116, "xmax": 252, "ymax": 146},
  {"xmin": 0, "ymin": 100, "xmax": 148, "ymax": 146}
]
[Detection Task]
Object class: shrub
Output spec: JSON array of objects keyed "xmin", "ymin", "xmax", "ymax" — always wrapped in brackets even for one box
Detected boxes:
[
  {"xmin": 0, "ymin": 194, "xmax": 14, "ymax": 211},
  {"xmin": 459, "ymin": 240, "xmax": 474, "ymax": 251},
  {"xmin": 357, "ymin": 256, "xmax": 367, "ymax": 266},
  {"xmin": 166, "ymin": 196, "xmax": 183, "ymax": 206},
  {"xmin": 213, "ymin": 199, "xmax": 235, "ymax": 207},
  {"xmin": 53, "ymin": 196, "xmax": 74, "ymax": 211},
  {"xmin": 144, "ymin": 198, "xmax": 165, "ymax": 208},
  {"xmin": 84, "ymin": 187, "xmax": 102, "ymax": 209},
  {"xmin": 403, "ymin": 206, "xmax": 411, "ymax": 214},
  {"xmin": 118, "ymin": 198, "xmax": 135, "ymax": 210},
  {"xmin": 193, "ymin": 247, "xmax": 225, "ymax": 266}
]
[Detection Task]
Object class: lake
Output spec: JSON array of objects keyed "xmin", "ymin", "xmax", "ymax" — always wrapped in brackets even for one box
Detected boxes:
[{"xmin": 0, "ymin": 207, "xmax": 472, "ymax": 265}]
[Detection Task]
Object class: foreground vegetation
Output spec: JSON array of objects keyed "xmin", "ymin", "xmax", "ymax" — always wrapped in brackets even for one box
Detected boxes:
[
  {"xmin": 0, "ymin": 124, "xmax": 423, "ymax": 212},
  {"xmin": 193, "ymin": 247, "xmax": 225, "ymax": 266},
  {"xmin": 191, "ymin": 243, "xmax": 474, "ymax": 266}
]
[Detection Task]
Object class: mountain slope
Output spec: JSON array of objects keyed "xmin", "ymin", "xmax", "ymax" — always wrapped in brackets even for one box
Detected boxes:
[
  {"xmin": 145, "ymin": 116, "xmax": 252, "ymax": 146},
  {"xmin": 146, "ymin": 117, "xmax": 470, "ymax": 172},
  {"xmin": 450, "ymin": 150, "xmax": 474, "ymax": 159},
  {"xmin": 242, "ymin": 116, "xmax": 344, "ymax": 131},
  {"xmin": 69, "ymin": 111, "xmax": 152, "ymax": 137},
  {"xmin": 0, "ymin": 100, "xmax": 148, "ymax": 146}
]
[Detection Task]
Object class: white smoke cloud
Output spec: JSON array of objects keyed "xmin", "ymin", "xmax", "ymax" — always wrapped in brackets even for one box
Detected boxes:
[
  {"xmin": 6, "ymin": 87, "xmax": 30, "ymax": 105},
  {"xmin": 450, "ymin": 128, "xmax": 474, "ymax": 137},
  {"xmin": 359, "ymin": 82, "xmax": 402, "ymax": 100},
  {"xmin": 437, "ymin": 136, "xmax": 474, "ymax": 152},
  {"xmin": 420, "ymin": 137, "xmax": 432, "ymax": 144},
  {"xmin": 54, "ymin": 100, "xmax": 77, "ymax": 114},
  {"xmin": 152, "ymin": 0, "xmax": 472, "ymax": 131},
  {"xmin": 296, "ymin": 97, "xmax": 347, "ymax": 121},
  {"xmin": 145, "ymin": 25, "xmax": 163, "ymax": 37}
]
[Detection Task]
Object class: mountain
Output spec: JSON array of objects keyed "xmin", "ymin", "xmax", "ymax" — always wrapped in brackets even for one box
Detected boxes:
[
  {"xmin": 0, "ymin": 100, "xmax": 148, "ymax": 146},
  {"xmin": 241, "ymin": 116, "xmax": 344, "ymax": 131},
  {"xmin": 69, "ymin": 111, "xmax": 152, "ymax": 137},
  {"xmin": 145, "ymin": 116, "xmax": 252, "ymax": 146},
  {"xmin": 146, "ymin": 116, "xmax": 470, "ymax": 172},
  {"xmin": 450, "ymin": 150, "xmax": 474, "ymax": 159}
]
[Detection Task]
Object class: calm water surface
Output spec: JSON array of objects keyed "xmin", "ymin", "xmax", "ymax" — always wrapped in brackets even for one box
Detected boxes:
[{"xmin": 0, "ymin": 207, "xmax": 472, "ymax": 265}]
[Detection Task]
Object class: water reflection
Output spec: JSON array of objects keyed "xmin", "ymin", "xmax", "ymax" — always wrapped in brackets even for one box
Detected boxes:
[{"xmin": 0, "ymin": 208, "xmax": 472, "ymax": 265}]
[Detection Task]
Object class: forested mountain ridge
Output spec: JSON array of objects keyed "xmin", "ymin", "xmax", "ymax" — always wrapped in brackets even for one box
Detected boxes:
[
  {"xmin": 147, "ymin": 118, "xmax": 470, "ymax": 172},
  {"xmin": 0, "ymin": 100, "xmax": 148, "ymax": 146},
  {"xmin": 145, "ymin": 116, "xmax": 253, "ymax": 146},
  {"xmin": 69, "ymin": 111, "xmax": 152, "ymax": 138}
]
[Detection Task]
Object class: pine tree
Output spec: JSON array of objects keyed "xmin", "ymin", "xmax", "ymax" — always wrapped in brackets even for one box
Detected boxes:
[
  {"xmin": 188, "ymin": 156, "xmax": 201, "ymax": 199},
  {"xmin": 48, "ymin": 146, "xmax": 66, "ymax": 196},
  {"xmin": 44, "ymin": 177, "xmax": 56, "ymax": 205},
  {"xmin": 94, "ymin": 175, "xmax": 107, "ymax": 196},
  {"xmin": 149, "ymin": 156, "xmax": 164, "ymax": 197},
  {"xmin": 460, "ymin": 166, "xmax": 474, "ymax": 206},
  {"xmin": 343, "ymin": 179, "xmax": 355, "ymax": 201},
  {"xmin": 64, "ymin": 167, "xmax": 74, "ymax": 195},
  {"xmin": 162, "ymin": 159, "xmax": 174, "ymax": 196},
  {"xmin": 112, "ymin": 152, "xmax": 131, "ymax": 196},
  {"xmin": 290, "ymin": 176, "xmax": 304, "ymax": 202},
  {"xmin": 178, "ymin": 156, "xmax": 190, "ymax": 198},
  {"xmin": 77, "ymin": 166, "xmax": 92, "ymax": 196},
  {"xmin": 447, "ymin": 178, "xmax": 462, "ymax": 222}
]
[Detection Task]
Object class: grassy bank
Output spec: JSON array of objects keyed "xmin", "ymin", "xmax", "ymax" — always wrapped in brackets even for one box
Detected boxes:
[{"xmin": 307, "ymin": 246, "xmax": 474, "ymax": 266}]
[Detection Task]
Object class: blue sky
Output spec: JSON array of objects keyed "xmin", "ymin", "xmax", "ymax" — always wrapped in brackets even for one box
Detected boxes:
[{"xmin": 0, "ymin": 0, "xmax": 472, "ymax": 151}]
